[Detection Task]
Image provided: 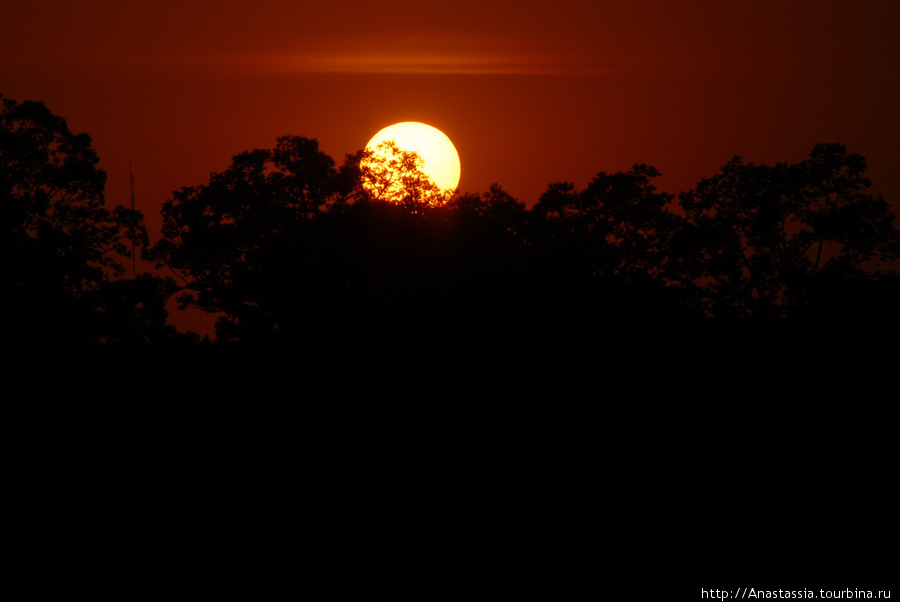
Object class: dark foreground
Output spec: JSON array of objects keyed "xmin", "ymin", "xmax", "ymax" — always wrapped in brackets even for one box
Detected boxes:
[{"xmin": 3, "ymin": 322, "xmax": 894, "ymax": 595}]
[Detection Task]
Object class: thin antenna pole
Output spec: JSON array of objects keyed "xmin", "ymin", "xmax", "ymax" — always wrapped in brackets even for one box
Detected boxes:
[{"xmin": 130, "ymin": 158, "xmax": 136, "ymax": 280}]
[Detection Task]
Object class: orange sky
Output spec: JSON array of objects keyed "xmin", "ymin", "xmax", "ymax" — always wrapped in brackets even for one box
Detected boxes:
[{"xmin": 3, "ymin": 0, "xmax": 900, "ymax": 333}]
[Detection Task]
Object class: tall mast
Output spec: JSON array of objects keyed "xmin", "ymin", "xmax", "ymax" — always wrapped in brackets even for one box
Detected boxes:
[{"xmin": 130, "ymin": 159, "xmax": 136, "ymax": 280}]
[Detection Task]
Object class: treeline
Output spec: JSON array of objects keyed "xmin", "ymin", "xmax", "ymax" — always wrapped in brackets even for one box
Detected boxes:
[
  {"xmin": 4, "ymin": 96, "xmax": 898, "ymax": 538},
  {"xmin": 3, "ymin": 94, "xmax": 900, "ymax": 357}
]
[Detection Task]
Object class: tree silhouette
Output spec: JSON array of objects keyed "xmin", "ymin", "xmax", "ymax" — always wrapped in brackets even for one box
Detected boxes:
[
  {"xmin": 85, "ymin": 273, "xmax": 181, "ymax": 346},
  {"xmin": 678, "ymin": 143, "xmax": 900, "ymax": 318},
  {"xmin": 800, "ymin": 143, "xmax": 900, "ymax": 276},
  {"xmin": 529, "ymin": 165, "xmax": 692, "ymax": 329},
  {"xmin": 450, "ymin": 183, "xmax": 526, "ymax": 230},
  {"xmin": 0, "ymin": 93, "xmax": 167, "ymax": 347},
  {"xmin": 9, "ymin": 92, "xmax": 900, "ymax": 550},
  {"xmin": 150, "ymin": 135, "xmax": 358, "ymax": 341},
  {"xmin": 533, "ymin": 165, "xmax": 679, "ymax": 280},
  {"xmin": 359, "ymin": 140, "xmax": 452, "ymax": 212},
  {"xmin": 439, "ymin": 184, "xmax": 530, "ymax": 338}
]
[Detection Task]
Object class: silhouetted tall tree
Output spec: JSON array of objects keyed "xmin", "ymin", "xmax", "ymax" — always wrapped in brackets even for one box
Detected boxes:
[
  {"xmin": 150, "ymin": 135, "xmax": 355, "ymax": 341},
  {"xmin": 1, "ymin": 93, "xmax": 169, "ymax": 347},
  {"xmin": 678, "ymin": 144, "xmax": 900, "ymax": 318}
]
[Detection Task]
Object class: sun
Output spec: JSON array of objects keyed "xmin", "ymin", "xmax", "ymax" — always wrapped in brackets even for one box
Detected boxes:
[{"xmin": 361, "ymin": 122, "xmax": 461, "ymax": 203}]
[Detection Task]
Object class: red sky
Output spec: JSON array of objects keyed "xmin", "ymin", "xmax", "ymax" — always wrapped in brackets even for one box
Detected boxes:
[{"xmin": 3, "ymin": 0, "xmax": 900, "ymax": 333}]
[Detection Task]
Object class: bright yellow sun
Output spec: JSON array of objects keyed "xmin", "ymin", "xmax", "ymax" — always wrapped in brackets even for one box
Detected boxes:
[{"xmin": 362, "ymin": 122, "xmax": 461, "ymax": 204}]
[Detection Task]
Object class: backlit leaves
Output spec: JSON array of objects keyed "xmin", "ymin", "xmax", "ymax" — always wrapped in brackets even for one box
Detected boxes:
[{"xmin": 359, "ymin": 140, "xmax": 452, "ymax": 211}]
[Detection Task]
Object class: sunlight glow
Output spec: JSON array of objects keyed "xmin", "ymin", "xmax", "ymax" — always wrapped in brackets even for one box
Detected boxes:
[{"xmin": 364, "ymin": 122, "xmax": 461, "ymax": 193}]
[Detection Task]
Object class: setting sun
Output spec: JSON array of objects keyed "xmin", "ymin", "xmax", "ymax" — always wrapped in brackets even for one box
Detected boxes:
[{"xmin": 362, "ymin": 122, "xmax": 461, "ymax": 202}]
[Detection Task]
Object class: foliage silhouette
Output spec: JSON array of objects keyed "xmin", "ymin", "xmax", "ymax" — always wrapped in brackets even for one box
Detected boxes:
[
  {"xmin": 449, "ymin": 182, "xmax": 526, "ymax": 230},
  {"xmin": 679, "ymin": 143, "xmax": 900, "ymax": 318},
  {"xmin": 4, "ymin": 101, "xmax": 898, "ymax": 578},
  {"xmin": 5, "ymin": 98, "xmax": 896, "ymax": 591},
  {"xmin": 149, "ymin": 135, "xmax": 354, "ymax": 341},
  {"xmin": 359, "ymin": 139, "xmax": 453, "ymax": 211},
  {"xmin": 6, "ymin": 93, "xmax": 898, "ymax": 370},
  {"xmin": 146, "ymin": 133, "xmax": 900, "ymax": 351},
  {"xmin": 530, "ymin": 165, "xmax": 698, "ymax": 331},
  {"xmin": 152, "ymin": 138, "xmax": 510, "ymax": 346},
  {"xmin": 1, "ymin": 93, "xmax": 174, "ymax": 348}
]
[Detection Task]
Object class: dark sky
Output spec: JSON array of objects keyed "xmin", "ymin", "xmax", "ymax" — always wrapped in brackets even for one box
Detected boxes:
[{"xmin": 3, "ymin": 0, "xmax": 900, "ymax": 332}]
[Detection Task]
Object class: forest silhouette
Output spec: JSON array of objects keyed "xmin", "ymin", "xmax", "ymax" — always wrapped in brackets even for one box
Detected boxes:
[
  {"xmin": 2, "ymin": 95, "xmax": 897, "ymax": 576},
  {"xmin": 5, "ymin": 94, "xmax": 898, "ymax": 354}
]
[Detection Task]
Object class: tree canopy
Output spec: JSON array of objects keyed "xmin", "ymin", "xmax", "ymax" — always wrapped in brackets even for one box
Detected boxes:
[
  {"xmin": 4, "ymin": 94, "xmax": 900, "ymax": 350},
  {"xmin": 679, "ymin": 143, "xmax": 900, "ymax": 318},
  {"xmin": 5, "ymin": 95, "xmax": 900, "ymax": 501},
  {"xmin": 1, "ymin": 93, "xmax": 175, "ymax": 347}
]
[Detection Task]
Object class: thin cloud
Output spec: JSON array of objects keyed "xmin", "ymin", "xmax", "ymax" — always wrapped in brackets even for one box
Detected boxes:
[
  {"xmin": 257, "ymin": 50, "xmax": 717, "ymax": 76},
  {"xmin": 264, "ymin": 51, "xmax": 569, "ymax": 75}
]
